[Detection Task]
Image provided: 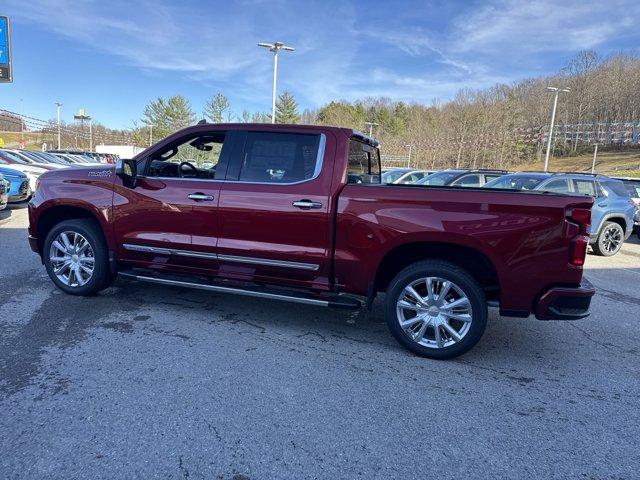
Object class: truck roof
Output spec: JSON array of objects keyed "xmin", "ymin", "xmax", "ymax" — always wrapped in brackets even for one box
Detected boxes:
[{"xmin": 191, "ymin": 121, "xmax": 380, "ymax": 146}]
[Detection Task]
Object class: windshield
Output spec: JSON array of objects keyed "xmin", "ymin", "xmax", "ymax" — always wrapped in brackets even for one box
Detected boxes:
[
  {"xmin": 0, "ymin": 150, "xmax": 30, "ymax": 164},
  {"xmin": 382, "ymin": 169, "xmax": 411, "ymax": 183},
  {"xmin": 601, "ymin": 179, "xmax": 629, "ymax": 197},
  {"xmin": 484, "ymin": 174, "xmax": 549, "ymax": 190},
  {"xmin": 621, "ymin": 180, "xmax": 640, "ymax": 199},
  {"xmin": 418, "ymin": 171, "xmax": 462, "ymax": 186}
]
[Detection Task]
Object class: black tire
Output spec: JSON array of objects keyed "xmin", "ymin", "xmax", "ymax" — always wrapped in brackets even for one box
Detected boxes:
[
  {"xmin": 43, "ymin": 219, "xmax": 111, "ymax": 296},
  {"xmin": 384, "ymin": 260, "xmax": 487, "ymax": 359},
  {"xmin": 592, "ymin": 221, "xmax": 624, "ymax": 256}
]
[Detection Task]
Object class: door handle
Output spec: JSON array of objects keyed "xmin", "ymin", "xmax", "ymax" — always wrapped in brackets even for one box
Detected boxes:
[
  {"xmin": 292, "ymin": 199, "xmax": 323, "ymax": 209},
  {"xmin": 598, "ymin": 202, "xmax": 607, "ymax": 207},
  {"xmin": 188, "ymin": 193, "xmax": 214, "ymax": 201}
]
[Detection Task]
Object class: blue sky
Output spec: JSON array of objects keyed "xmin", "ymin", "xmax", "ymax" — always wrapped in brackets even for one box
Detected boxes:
[{"xmin": 3, "ymin": 0, "xmax": 640, "ymax": 128}]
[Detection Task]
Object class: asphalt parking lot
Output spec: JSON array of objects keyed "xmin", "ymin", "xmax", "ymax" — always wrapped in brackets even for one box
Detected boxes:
[{"xmin": 1, "ymin": 204, "xmax": 639, "ymax": 480}]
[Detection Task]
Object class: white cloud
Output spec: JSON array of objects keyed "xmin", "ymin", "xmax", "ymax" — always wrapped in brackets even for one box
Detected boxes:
[{"xmin": 450, "ymin": 0, "xmax": 640, "ymax": 54}]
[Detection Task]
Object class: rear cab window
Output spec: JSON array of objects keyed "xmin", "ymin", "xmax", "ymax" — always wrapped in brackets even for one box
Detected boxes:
[{"xmin": 347, "ymin": 139, "xmax": 381, "ymax": 185}]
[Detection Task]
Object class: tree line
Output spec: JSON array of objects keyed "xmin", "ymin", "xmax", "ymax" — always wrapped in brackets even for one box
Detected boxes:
[{"xmin": 134, "ymin": 50, "xmax": 640, "ymax": 168}]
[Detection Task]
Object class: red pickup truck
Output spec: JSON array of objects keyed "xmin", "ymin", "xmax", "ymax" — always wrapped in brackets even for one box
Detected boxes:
[{"xmin": 28, "ymin": 123, "xmax": 595, "ymax": 359}]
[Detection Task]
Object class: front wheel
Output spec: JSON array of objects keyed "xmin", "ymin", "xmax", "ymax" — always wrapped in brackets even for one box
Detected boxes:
[
  {"xmin": 43, "ymin": 219, "xmax": 112, "ymax": 296},
  {"xmin": 384, "ymin": 260, "xmax": 487, "ymax": 359},
  {"xmin": 592, "ymin": 221, "xmax": 624, "ymax": 256}
]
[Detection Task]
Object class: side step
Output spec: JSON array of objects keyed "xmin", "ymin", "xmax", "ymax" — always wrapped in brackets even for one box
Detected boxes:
[{"xmin": 118, "ymin": 269, "xmax": 361, "ymax": 310}]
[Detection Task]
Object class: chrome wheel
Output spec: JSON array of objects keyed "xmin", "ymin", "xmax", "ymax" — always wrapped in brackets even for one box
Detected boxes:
[
  {"xmin": 49, "ymin": 231, "xmax": 95, "ymax": 287},
  {"xmin": 396, "ymin": 277, "xmax": 473, "ymax": 349},
  {"xmin": 601, "ymin": 225, "xmax": 622, "ymax": 253}
]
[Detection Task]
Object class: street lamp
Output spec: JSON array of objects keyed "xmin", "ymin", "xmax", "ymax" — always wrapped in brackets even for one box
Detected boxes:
[
  {"xmin": 364, "ymin": 121, "xmax": 379, "ymax": 138},
  {"xmin": 544, "ymin": 86, "xmax": 570, "ymax": 172},
  {"xmin": 405, "ymin": 144, "xmax": 413, "ymax": 168},
  {"xmin": 258, "ymin": 41, "xmax": 294, "ymax": 124},
  {"xmin": 147, "ymin": 123, "xmax": 154, "ymax": 146},
  {"xmin": 55, "ymin": 102, "xmax": 62, "ymax": 149},
  {"xmin": 74, "ymin": 108, "xmax": 91, "ymax": 151}
]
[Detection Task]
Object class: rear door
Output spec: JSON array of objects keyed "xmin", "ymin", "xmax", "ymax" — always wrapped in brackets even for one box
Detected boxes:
[{"xmin": 216, "ymin": 129, "xmax": 335, "ymax": 290}]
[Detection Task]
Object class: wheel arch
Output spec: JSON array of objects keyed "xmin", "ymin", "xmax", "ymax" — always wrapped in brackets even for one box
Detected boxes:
[
  {"xmin": 35, "ymin": 204, "xmax": 111, "ymax": 256},
  {"xmin": 594, "ymin": 214, "xmax": 628, "ymax": 236},
  {"xmin": 373, "ymin": 241, "xmax": 501, "ymax": 302}
]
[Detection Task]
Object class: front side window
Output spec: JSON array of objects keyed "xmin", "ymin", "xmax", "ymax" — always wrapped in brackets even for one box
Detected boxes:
[
  {"xmin": 238, "ymin": 132, "xmax": 321, "ymax": 183},
  {"xmin": 347, "ymin": 139, "xmax": 381, "ymax": 185},
  {"xmin": 452, "ymin": 174, "xmax": 481, "ymax": 187},
  {"xmin": 146, "ymin": 132, "xmax": 225, "ymax": 179}
]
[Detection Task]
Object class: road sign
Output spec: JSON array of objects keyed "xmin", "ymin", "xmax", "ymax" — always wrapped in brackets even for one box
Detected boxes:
[
  {"xmin": 18, "ymin": 139, "xmax": 25, "ymax": 149},
  {"xmin": 0, "ymin": 16, "xmax": 12, "ymax": 83}
]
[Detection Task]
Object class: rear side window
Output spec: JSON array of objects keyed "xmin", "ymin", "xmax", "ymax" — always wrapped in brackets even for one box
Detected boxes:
[
  {"xmin": 347, "ymin": 139, "xmax": 381, "ymax": 184},
  {"xmin": 542, "ymin": 178, "xmax": 570, "ymax": 193},
  {"xmin": 572, "ymin": 179, "xmax": 597, "ymax": 196},
  {"xmin": 239, "ymin": 132, "xmax": 321, "ymax": 183}
]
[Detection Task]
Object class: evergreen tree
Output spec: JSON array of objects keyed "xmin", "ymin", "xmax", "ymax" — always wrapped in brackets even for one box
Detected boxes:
[
  {"xmin": 275, "ymin": 91, "xmax": 300, "ymax": 124},
  {"xmin": 204, "ymin": 93, "xmax": 230, "ymax": 123},
  {"xmin": 142, "ymin": 95, "xmax": 195, "ymax": 139}
]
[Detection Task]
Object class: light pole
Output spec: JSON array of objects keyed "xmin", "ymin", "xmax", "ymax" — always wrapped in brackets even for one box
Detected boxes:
[
  {"xmin": 406, "ymin": 144, "xmax": 413, "ymax": 168},
  {"xmin": 591, "ymin": 144, "xmax": 598, "ymax": 173},
  {"xmin": 74, "ymin": 108, "xmax": 91, "ymax": 151},
  {"xmin": 364, "ymin": 121, "xmax": 379, "ymax": 138},
  {"xmin": 19, "ymin": 98, "xmax": 24, "ymax": 141},
  {"xmin": 258, "ymin": 41, "xmax": 294, "ymax": 123},
  {"xmin": 55, "ymin": 102, "xmax": 62, "ymax": 149},
  {"xmin": 148, "ymin": 123, "xmax": 154, "ymax": 146},
  {"xmin": 544, "ymin": 86, "xmax": 570, "ymax": 172}
]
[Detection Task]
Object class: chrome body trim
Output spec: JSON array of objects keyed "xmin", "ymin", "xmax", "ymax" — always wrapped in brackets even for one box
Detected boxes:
[
  {"xmin": 119, "ymin": 272, "xmax": 330, "ymax": 307},
  {"xmin": 122, "ymin": 243, "xmax": 319, "ymax": 270},
  {"xmin": 217, "ymin": 254, "xmax": 319, "ymax": 271}
]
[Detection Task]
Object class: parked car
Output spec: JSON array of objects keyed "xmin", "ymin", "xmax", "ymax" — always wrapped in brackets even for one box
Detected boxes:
[
  {"xmin": 1, "ymin": 149, "xmax": 66, "ymax": 170},
  {"xmin": 381, "ymin": 168, "xmax": 413, "ymax": 184},
  {"xmin": 0, "ymin": 174, "xmax": 8, "ymax": 210},
  {"xmin": 614, "ymin": 177, "xmax": 640, "ymax": 236},
  {"xmin": 0, "ymin": 166, "xmax": 30, "ymax": 203},
  {"xmin": 415, "ymin": 169, "xmax": 507, "ymax": 187},
  {"xmin": 393, "ymin": 169, "xmax": 435, "ymax": 184},
  {"xmin": 482, "ymin": 172, "xmax": 550, "ymax": 191},
  {"xmin": 29, "ymin": 124, "xmax": 595, "ymax": 359},
  {"xmin": 0, "ymin": 150, "xmax": 46, "ymax": 191},
  {"xmin": 48, "ymin": 150, "xmax": 115, "ymax": 164},
  {"xmin": 485, "ymin": 172, "xmax": 635, "ymax": 256}
]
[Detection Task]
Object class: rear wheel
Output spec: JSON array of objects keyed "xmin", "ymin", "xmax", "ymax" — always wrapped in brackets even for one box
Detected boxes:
[
  {"xmin": 384, "ymin": 260, "xmax": 487, "ymax": 359},
  {"xmin": 43, "ymin": 219, "xmax": 112, "ymax": 295},
  {"xmin": 592, "ymin": 221, "xmax": 624, "ymax": 256}
]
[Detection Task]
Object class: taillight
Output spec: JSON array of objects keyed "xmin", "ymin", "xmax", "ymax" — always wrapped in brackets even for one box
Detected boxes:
[
  {"xmin": 570, "ymin": 235, "xmax": 588, "ymax": 266},
  {"xmin": 566, "ymin": 207, "xmax": 591, "ymax": 266},
  {"xmin": 567, "ymin": 207, "xmax": 591, "ymax": 235}
]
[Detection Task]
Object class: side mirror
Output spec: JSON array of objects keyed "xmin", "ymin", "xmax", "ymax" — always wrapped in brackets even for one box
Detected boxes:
[{"xmin": 115, "ymin": 158, "xmax": 137, "ymax": 188}]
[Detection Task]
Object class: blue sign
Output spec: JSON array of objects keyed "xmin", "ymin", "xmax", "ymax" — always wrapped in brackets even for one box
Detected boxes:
[
  {"xmin": 0, "ymin": 17, "xmax": 7, "ymax": 47},
  {"xmin": 0, "ymin": 16, "xmax": 10, "ymax": 82}
]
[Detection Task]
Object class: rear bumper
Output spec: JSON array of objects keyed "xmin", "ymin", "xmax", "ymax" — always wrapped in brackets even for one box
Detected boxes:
[{"xmin": 535, "ymin": 278, "xmax": 595, "ymax": 320}]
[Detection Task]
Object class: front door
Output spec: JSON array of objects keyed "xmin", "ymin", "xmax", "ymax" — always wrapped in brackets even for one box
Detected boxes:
[
  {"xmin": 113, "ymin": 128, "xmax": 230, "ymax": 274},
  {"xmin": 216, "ymin": 129, "xmax": 335, "ymax": 290}
]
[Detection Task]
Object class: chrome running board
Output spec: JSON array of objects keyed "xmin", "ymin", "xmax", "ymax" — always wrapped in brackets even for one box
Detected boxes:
[{"xmin": 118, "ymin": 270, "xmax": 361, "ymax": 310}]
